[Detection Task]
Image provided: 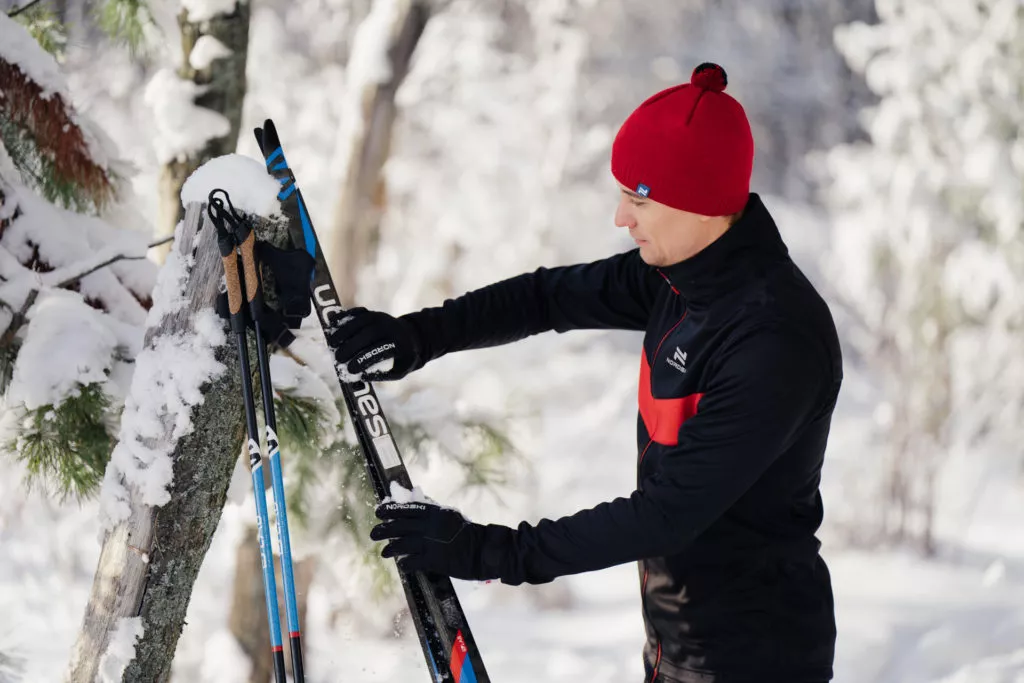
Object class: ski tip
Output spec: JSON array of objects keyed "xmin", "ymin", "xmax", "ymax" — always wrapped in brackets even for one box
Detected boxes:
[
  {"xmin": 262, "ymin": 119, "xmax": 280, "ymax": 149},
  {"xmin": 254, "ymin": 126, "xmax": 264, "ymax": 153}
]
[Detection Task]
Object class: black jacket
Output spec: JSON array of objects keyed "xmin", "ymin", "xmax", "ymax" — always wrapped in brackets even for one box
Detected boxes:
[{"xmin": 404, "ymin": 194, "xmax": 842, "ymax": 682}]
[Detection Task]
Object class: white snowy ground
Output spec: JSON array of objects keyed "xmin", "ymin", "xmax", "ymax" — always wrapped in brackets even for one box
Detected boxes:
[{"xmin": 2, "ymin": 329, "xmax": 1024, "ymax": 683}]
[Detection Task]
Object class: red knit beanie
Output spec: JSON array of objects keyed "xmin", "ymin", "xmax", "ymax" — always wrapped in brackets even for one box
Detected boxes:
[{"xmin": 611, "ymin": 63, "xmax": 754, "ymax": 216}]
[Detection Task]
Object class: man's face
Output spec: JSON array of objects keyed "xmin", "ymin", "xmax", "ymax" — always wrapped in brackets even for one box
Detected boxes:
[{"xmin": 614, "ymin": 182, "xmax": 721, "ymax": 267}]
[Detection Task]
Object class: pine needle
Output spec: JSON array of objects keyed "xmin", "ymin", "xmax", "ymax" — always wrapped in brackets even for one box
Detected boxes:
[
  {"xmin": 93, "ymin": 0, "xmax": 153, "ymax": 55},
  {"xmin": 7, "ymin": 382, "xmax": 113, "ymax": 500},
  {"xmin": 11, "ymin": 3, "xmax": 67, "ymax": 60}
]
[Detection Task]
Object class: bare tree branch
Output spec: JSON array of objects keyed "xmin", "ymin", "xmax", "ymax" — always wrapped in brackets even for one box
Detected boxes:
[
  {"xmin": 51, "ymin": 235, "xmax": 173, "ymax": 289},
  {"xmin": 0, "ymin": 234, "xmax": 173, "ymax": 349},
  {"xmin": 7, "ymin": 0, "xmax": 46, "ymax": 18}
]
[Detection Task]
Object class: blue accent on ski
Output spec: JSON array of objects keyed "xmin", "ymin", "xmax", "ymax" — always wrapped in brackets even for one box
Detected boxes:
[
  {"xmin": 278, "ymin": 183, "xmax": 296, "ymax": 201},
  {"xmin": 425, "ymin": 639, "xmax": 442, "ymax": 681},
  {"xmin": 460, "ymin": 660, "xmax": 480, "ymax": 683},
  {"xmin": 265, "ymin": 146, "xmax": 283, "ymax": 167},
  {"xmin": 272, "ymin": 162, "xmax": 288, "ymax": 171},
  {"xmin": 297, "ymin": 196, "xmax": 317, "ymax": 260}
]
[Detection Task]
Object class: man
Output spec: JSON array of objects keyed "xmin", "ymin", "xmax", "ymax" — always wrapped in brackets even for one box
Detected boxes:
[{"xmin": 327, "ymin": 63, "xmax": 842, "ymax": 682}]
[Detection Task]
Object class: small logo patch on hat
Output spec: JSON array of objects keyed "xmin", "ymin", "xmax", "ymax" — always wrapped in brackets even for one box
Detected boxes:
[{"xmin": 636, "ymin": 183, "xmax": 651, "ymax": 197}]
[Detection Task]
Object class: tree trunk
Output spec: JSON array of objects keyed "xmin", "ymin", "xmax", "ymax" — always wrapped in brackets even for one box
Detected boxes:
[
  {"xmin": 65, "ymin": 199, "xmax": 295, "ymax": 682},
  {"xmin": 228, "ymin": 523, "xmax": 272, "ymax": 683},
  {"xmin": 229, "ymin": 522, "xmax": 317, "ymax": 683},
  {"xmin": 327, "ymin": 0, "xmax": 430, "ymax": 305},
  {"xmin": 155, "ymin": 0, "xmax": 250, "ymax": 262}
]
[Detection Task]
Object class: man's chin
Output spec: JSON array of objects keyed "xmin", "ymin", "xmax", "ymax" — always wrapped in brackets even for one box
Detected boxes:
[{"xmin": 637, "ymin": 247, "xmax": 664, "ymax": 267}]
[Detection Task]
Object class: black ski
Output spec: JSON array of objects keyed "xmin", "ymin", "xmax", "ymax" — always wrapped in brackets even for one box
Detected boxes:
[{"xmin": 254, "ymin": 119, "xmax": 489, "ymax": 683}]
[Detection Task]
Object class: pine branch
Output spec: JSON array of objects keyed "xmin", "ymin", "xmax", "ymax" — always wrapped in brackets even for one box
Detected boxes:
[
  {"xmin": 0, "ymin": 57, "xmax": 115, "ymax": 210},
  {"xmin": 0, "ymin": 235, "xmax": 171, "ymax": 350},
  {"xmin": 7, "ymin": 382, "xmax": 113, "ymax": 500},
  {"xmin": 93, "ymin": 0, "xmax": 153, "ymax": 54},
  {"xmin": 9, "ymin": 2, "xmax": 65, "ymax": 59},
  {"xmin": 274, "ymin": 377, "xmax": 518, "ymax": 599},
  {"xmin": 0, "ymin": 118, "xmax": 82, "ymax": 209}
]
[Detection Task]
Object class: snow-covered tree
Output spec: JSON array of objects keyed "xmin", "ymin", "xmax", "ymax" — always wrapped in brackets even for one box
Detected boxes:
[
  {"xmin": 822, "ymin": 0, "xmax": 1024, "ymax": 551},
  {"xmin": 149, "ymin": 0, "xmax": 252, "ymax": 257},
  {"xmin": 0, "ymin": 10, "xmax": 156, "ymax": 499}
]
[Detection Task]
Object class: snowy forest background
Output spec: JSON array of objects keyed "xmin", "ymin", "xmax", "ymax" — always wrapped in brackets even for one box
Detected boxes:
[{"xmin": 1, "ymin": 0, "xmax": 1023, "ymax": 681}]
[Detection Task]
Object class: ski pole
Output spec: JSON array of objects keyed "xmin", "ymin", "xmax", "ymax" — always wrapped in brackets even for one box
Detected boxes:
[
  {"xmin": 208, "ymin": 190, "xmax": 287, "ymax": 683},
  {"xmin": 230, "ymin": 196, "xmax": 306, "ymax": 683}
]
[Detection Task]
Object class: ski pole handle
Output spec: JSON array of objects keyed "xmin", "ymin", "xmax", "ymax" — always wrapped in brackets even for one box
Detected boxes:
[
  {"xmin": 239, "ymin": 230, "xmax": 261, "ymax": 305},
  {"xmin": 208, "ymin": 190, "xmax": 246, "ymax": 332},
  {"xmin": 222, "ymin": 253, "xmax": 247, "ymax": 334}
]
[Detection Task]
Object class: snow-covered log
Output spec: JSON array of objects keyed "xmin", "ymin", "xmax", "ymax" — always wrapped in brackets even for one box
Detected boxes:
[{"xmin": 64, "ymin": 200, "xmax": 245, "ymax": 683}]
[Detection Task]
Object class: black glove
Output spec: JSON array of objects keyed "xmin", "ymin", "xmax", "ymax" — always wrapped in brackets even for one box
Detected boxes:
[
  {"xmin": 327, "ymin": 308, "xmax": 422, "ymax": 380},
  {"xmin": 369, "ymin": 500, "xmax": 515, "ymax": 581},
  {"xmin": 215, "ymin": 241, "xmax": 315, "ymax": 347}
]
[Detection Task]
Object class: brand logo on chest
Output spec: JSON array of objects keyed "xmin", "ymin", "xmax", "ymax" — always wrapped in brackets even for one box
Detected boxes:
[{"xmin": 667, "ymin": 347, "xmax": 687, "ymax": 374}]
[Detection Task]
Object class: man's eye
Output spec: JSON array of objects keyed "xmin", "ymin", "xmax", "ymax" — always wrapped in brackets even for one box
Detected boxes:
[{"xmin": 630, "ymin": 199, "xmax": 645, "ymax": 207}]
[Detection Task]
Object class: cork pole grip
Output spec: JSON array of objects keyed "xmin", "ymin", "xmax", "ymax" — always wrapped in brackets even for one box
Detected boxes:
[
  {"xmin": 239, "ymin": 231, "xmax": 260, "ymax": 304},
  {"xmin": 221, "ymin": 253, "xmax": 243, "ymax": 316}
]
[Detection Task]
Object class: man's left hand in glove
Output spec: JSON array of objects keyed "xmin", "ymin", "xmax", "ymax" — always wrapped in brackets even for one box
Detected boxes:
[{"xmin": 370, "ymin": 499, "xmax": 516, "ymax": 582}]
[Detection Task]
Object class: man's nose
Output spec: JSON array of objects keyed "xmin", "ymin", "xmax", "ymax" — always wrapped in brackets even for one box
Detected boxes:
[{"xmin": 614, "ymin": 200, "xmax": 635, "ymax": 229}]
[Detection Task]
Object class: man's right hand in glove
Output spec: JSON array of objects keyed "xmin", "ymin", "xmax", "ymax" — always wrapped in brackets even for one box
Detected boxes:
[{"xmin": 327, "ymin": 308, "xmax": 423, "ymax": 381}]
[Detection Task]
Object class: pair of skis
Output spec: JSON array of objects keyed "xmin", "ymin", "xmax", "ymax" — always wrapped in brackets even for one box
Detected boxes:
[{"xmin": 248, "ymin": 119, "xmax": 490, "ymax": 682}]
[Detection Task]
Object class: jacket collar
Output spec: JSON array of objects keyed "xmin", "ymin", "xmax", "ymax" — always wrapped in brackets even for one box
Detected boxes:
[{"xmin": 657, "ymin": 193, "xmax": 789, "ymax": 305}]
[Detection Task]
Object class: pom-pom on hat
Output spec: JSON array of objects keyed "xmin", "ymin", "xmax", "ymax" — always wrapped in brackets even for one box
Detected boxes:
[{"xmin": 611, "ymin": 62, "xmax": 754, "ymax": 216}]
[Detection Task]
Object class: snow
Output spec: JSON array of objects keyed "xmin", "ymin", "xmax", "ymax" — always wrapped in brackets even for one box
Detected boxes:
[
  {"xmin": 0, "ymin": 179, "xmax": 151, "ymax": 327},
  {"xmin": 181, "ymin": 0, "xmax": 242, "ymax": 23},
  {"xmin": 100, "ymin": 309, "xmax": 227, "ymax": 529},
  {"xmin": 96, "ymin": 617, "xmax": 144, "ymax": 683},
  {"xmin": 188, "ymin": 36, "xmax": 233, "ymax": 71},
  {"xmin": 268, "ymin": 353, "xmax": 342, "ymax": 437},
  {"xmin": 0, "ymin": 14, "xmax": 68, "ymax": 100},
  {"xmin": 144, "ymin": 221, "xmax": 191, "ymax": 325},
  {"xmin": 197, "ymin": 629, "xmax": 251, "ymax": 683},
  {"xmin": 144, "ymin": 68, "xmax": 231, "ymax": 164},
  {"xmin": 387, "ymin": 482, "xmax": 434, "ymax": 505},
  {"xmin": 180, "ymin": 154, "xmax": 282, "ymax": 219},
  {"xmin": 4, "ymin": 1, "xmax": 1024, "ymax": 682},
  {"xmin": 334, "ymin": 360, "xmax": 363, "ymax": 383},
  {"xmin": 365, "ymin": 357, "xmax": 394, "ymax": 377},
  {"xmin": 6, "ymin": 293, "xmax": 119, "ymax": 410},
  {"xmin": 936, "ymin": 649, "xmax": 1024, "ymax": 683}
]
